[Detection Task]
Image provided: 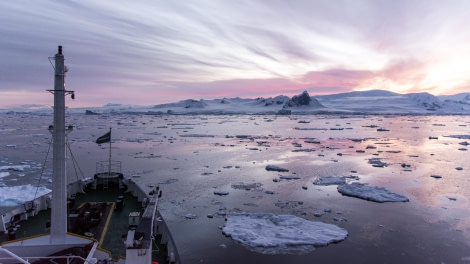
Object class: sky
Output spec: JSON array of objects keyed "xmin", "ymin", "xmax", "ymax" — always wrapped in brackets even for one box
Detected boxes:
[{"xmin": 1, "ymin": 0, "xmax": 470, "ymax": 108}]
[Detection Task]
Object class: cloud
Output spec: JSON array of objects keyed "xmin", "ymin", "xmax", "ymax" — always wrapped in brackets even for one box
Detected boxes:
[
  {"xmin": 1, "ymin": 0, "xmax": 470, "ymax": 107},
  {"xmin": 159, "ymin": 69, "xmax": 364, "ymax": 102}
]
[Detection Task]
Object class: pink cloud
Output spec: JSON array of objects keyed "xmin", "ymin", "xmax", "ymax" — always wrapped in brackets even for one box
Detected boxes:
[
  {"xmin": 381, "ymin": 59, "xmax": 428, "ymax": 86},
  {"xmin": 156, "ymin": 69, "xmax": 371, "ymax": 103},
  {"xmin": 301, "ymin": 69, "xmax": 376, "ymax": 90}
]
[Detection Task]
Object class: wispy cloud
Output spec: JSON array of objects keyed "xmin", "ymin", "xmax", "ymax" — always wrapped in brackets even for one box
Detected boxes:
[{"xmin": 1, "ymin": 0, "xmax": 469, "ymax": 107}]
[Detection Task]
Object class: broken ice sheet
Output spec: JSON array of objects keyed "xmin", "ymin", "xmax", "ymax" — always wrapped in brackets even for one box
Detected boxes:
[
  {"xmin": 313, "ymin": 176, "xmax": 346, "ymax": 186},
  {"xmin": 222, "ymin": 213, "xmax": 348, "ymax": 254},
  {"xmin": 337, "ymin": 182, "xmax": 409, "ymax": 203}
]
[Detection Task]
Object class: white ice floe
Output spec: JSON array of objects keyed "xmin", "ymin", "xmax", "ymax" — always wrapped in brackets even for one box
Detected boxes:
[
  {"xmin": 222, "ymin": 213, "xmax": 348, "ymax": 254},
  {"xmin": 313, "ymin": 176, "xmax": 346, "ymax": 186},
  {"xmin": 0, "ymin": 165, "xmax": 30, "ymax": 171},
  {"xmin": 185, "ymin": 213, "xmax": 198, "ymax": 219},
  {"xmin": 0, "ymin": 172, "xmax": 10, "ymax": 178},
  {"xmin": 231, "ymin": 182, "xmax": 263, "ymax": 191},
  {"xmin": 0, "ymin": 184, "xmax": 51, "ymax": 206},
  {"xmin": 337, "ymin": 182, "xmax": 409, "ymax": 203}
]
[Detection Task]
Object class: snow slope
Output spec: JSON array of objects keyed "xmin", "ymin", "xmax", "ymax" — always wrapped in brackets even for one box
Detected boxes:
[
  {"xmin": 3, "ymin": 90, "xmax": 470, "ymax": 115},
  {"xmin": 147, "ymin": 90, "xmax": 470, "ymax": 114}
]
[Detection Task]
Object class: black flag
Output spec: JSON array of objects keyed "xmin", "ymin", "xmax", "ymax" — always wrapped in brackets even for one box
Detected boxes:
[{"xmin": 96, "ymin": 131, "xmax": 111, "ymax": 144}]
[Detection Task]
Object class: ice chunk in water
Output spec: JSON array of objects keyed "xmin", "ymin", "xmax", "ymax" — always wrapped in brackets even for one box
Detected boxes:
[{"xmin": 222, "ymin": 213, "xmax": 348, "ymax": 254}]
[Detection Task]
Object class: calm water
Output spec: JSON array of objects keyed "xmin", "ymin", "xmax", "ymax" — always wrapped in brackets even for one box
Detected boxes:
[{"xmin": 1, "ymin": 113, "xmax": 470, "ymax": 263}]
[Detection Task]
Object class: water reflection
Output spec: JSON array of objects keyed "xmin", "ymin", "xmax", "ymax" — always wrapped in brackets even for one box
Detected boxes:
[{"xmin": 1, "ymin": 113, "xmax": 470, "ymax": 263}]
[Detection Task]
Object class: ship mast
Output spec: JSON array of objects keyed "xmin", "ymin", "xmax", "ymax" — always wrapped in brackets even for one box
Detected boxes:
[{"xmin": 48, "ymin": 46, "xmax": 74, "ymax": 244}]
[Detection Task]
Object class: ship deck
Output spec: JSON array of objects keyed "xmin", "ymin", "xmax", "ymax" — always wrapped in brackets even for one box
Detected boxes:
[
  {"xmin": 71, "ymin": 186, "xmax": 141, "ymax": 259},
  {"xmin": 0, "ymin": 185, "xmax": 168, "ymax": 263}
]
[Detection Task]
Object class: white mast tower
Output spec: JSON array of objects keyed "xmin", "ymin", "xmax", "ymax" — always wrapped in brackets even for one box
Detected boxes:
[{"xmin": 48, "ymin": 46, "xmax": 74, "ymax": 243}]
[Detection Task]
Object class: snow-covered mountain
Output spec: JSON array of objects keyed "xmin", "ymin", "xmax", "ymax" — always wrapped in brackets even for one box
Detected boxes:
[
  {"xmin": 2, "ymin": 90, "xmax": 470, "ymax": 115},
  {"xmin": 439, "ymin": 93, "xmax": 470, "ymax": 105},
  {"xmin": 150, "ymin": 90, "xmax": 470, "ymax": 115},
  {"xmin": 315, "ymin": 90, "xmax": 470, "ymax": 114}
]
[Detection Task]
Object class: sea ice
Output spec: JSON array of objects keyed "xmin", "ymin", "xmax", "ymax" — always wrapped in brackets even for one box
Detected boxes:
[
  {"xmin": 337, "ymin": 182, "xmax": 409, "ymax": 203},
  {"xmin": 185, "ymin": 213, "xmax": 197, "ymax": 219},
  {"xmin": 214, "ymin": 191, "xmax": 229, "ymax": 196},
  {"xmin": 274, "ymin": 200, "xmax": 303, "ymax": 209},
  {"xmin": 368, "ymin": 158, "xmax": 388, "ymax": 168},
  {"xmin": 313, "ymin": 211, "xmax": 324, "ymax": 217},
  {"xmin": 444, "ymin": 135, "xmax": 470, "ymax": 139},
  {"xmin": 313, "ymin": 176, "xmax": 346, "ymax": 186},
  {"xmin": 279, "ymin": 175, "xmax": 301, "ymax": 180},
  {"xmin": 0, "ymin": 184, "xmax": 51, "ymax": 206},
  {"xmin": 179, "ymin": 134, "xmax": 215, "ymax": 137},
  {"xmin": 158, "ymin": 178, "xmax": 179, "ymax": 184},
  {"xmin": 265, "ymin": 165, "xmax": 289, "ymax": 172},
  {"xmin": 222, "ymin": 213, "xmax": 348, "ymax": 254},
  {"xmin": 0, "ymin": 165, "xmax": 30, "ymax": 171},
  {"xmin": 231, "ymin": 182, "xmax": 263, "ymax": 191}
]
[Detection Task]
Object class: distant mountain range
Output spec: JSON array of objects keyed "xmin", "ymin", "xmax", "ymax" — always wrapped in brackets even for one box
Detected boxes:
[
  {"xmin": 117, "ymin": 90, "xmax": 470, "ymax": 115},
  {"xmin": 4, "ymin": 90, "xmax": 470, "ymax": 115}
]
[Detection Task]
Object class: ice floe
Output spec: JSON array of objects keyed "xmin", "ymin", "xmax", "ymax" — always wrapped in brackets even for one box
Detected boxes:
[
  {"xmin": 444, "ymin": 135, "xmax": 470, "ymax": 139},
  {"xmin": 313, "ymin": 176, "xmax": 359, "ymax": 186},
  {"xmin": 275, "ymin": 200, "xmax": 304, "ymax": 209},
  {"xmin": 292, "ymin": 148, "xmax": 316, "ymax": 152},
  {"xmin": 214, "ymin": 191, "xmax": 229, "ymax": 196},
  {"xmin": 231, "ymin": 182, "xmax": 263, "ymax": 191},
  {"xmin": 222, "ymin": 213, "xmax": 348, "ymax": 254},
  {"xmin": 179, "ymin": 134, "xmax": 215, "ymax": 138},
  {"xmin": 368, "ymin": 158, "xmax": 388, "ymax": 168},
  {"xmin": 0, "ymin": 165, "xmax": 30, "ymax": 171},
  {"xmin": 313, "ymin": 176, "xmax": 346, "ymax": 186},
  {"xmin": 279, "ymin": 175, "xmax": 301, "ymax": 180},
  {"xmin": 0, "ymin": 184, "xmax": 51, "ymax": 206},
  {"xmin": 337, "ymin": 182, "xmax": 409, "ymax": 203},
  {"xmin": 185, "ymin": 213, "xmax": 198, "ymax": 219},
  {"xmin": 265, "ymin": 165, "xmax": 289, "ymax": 172},
  {"xmin": 158, "ymin": 178, "xmax": 178, "ymax": 184}
]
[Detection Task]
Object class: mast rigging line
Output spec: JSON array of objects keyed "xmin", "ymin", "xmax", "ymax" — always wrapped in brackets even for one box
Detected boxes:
[
  {"xmin": 32, "ymin": 133, "xmax": 86, "ymax": 203},
  {"xmin": 33, "ymin": 136, "xmax": 53, "ymax": 203},
  {"xmin": 66, "ymin": 135, "xmax": 86, "ymax": 182}
]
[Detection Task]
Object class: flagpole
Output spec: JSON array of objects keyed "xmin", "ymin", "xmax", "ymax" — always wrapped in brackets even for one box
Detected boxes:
[{"xmin": 108, "ymin": 127, "xmax": 112, "ymax": 177}]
